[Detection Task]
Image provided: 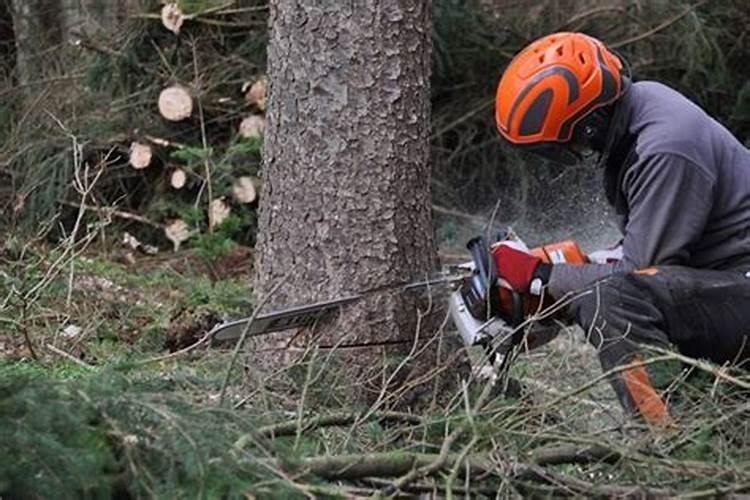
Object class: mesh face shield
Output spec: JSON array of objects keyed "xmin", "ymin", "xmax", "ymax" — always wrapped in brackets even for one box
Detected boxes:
[{"xmin": 515, "ymin": 141, "xmax": 583, "ymax": 166}]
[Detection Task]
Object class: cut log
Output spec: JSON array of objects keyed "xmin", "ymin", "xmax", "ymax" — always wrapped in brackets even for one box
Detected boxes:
[
  {"xmin": 161, "ymin": 3, "xmax": 185, "ymax": 34},
  {"xmin": 170, "ymin": 168, "xmax": 187, "ymax": 189},
  {"xmin": 232, "ymin": 176, "xmax": 257, "ymax": 204},
  {"xmin": 164, "ymin": 219, "xmax": 192, "ymax": 252},
  {"xmin": 239, "ymin": 115, "xmax": 265, "ymax": 139},
  {"xmin": 158, "ymin": 86, "xmax": 193, "ymax": 122},
  {"xmin": 209, "ymin": 198, "xmax": 231, "ymax": 229},
  {"xmin": 243, "ymin": 76, "xmax": 267, "ymax": 111},
  {"xmin": 128, "ymin": 142, "xmax": 153, "ymax": 169},
  {"xmin": 122, "ymin": 231, "xmax": 158, "ymax": 255}
]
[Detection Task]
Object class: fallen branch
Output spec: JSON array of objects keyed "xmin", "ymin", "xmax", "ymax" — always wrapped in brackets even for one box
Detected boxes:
[
  {"xmin": 59, "ymin": 201, "xmax": 161, "ymax": 229},
  {"xmin": 388, "ymin": 376, "xmax": 497, "ymax": 493},
  {"xmin": 297, "ymin": 451, "xmax": 493, "ymax": 481},
  {"xmin": 643, "ymin": 345, "xmax": 750, "ymax": 390},
  {"xmin": 295, "ymin": 450, "xmax": 673, "ymax": 497},
  {"xmin": 531, "ymin": 444, "xmax": 621, "ymax": 466},
  {"xmin": 515, "ymin": 463, "xmax": 674, "ymax": 498},
  {"xmin": 45, "ymin": 343, "xmax": 94, "ymax": 369},
  {"xmin": 363, "ymin": 477, "xmax": 498, "ymax": 498},
  {"xmin": 258, "ymin": 411, "xmax": 422, "ymax": 437}
]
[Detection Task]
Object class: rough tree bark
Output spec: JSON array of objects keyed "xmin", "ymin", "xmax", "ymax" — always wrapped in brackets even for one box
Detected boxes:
[{"xmin": 256, "ymin": 1, "xmax": 442, "ymax": 395}]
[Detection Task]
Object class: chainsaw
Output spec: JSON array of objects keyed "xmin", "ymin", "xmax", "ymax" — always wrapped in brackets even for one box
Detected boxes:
[
  {"xmin": 208, "ymin": 232, "xmax": 588, "ymax": 363},
  {"xmin": 451, "ymin": 235, "xmax": 587, "ymax": 363}
]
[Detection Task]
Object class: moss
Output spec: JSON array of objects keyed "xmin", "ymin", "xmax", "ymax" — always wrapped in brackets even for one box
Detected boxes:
[{"xmin": 0, "ymin": 360, "xmax": 92, "ymax": 381}]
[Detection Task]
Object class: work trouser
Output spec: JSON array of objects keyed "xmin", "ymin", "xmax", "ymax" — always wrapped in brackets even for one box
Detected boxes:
[{"xmin": 570, "ymin": 266, "xmax": 750, "ymax": 424}]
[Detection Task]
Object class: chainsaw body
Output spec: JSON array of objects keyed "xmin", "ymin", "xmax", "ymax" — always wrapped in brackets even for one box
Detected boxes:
[{"xmin": 449, "ymin": 237, "xmax": 587, "ymax": 351}]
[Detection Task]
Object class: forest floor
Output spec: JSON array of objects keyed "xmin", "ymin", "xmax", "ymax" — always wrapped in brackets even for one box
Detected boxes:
[{"xmin": 2, "ymin": 240, "xmax": 749, "ymax": 498}]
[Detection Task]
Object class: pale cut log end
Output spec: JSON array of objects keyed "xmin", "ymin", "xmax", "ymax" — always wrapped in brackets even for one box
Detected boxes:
[
  {"xmin": 209, "ymin": 198, "xmax": 231, "ymax": 229},
  {"xmin": 161, "ymin": 3, "xmax": 185, "ymax": 34},
  {"xmin": 164, "ymin": 219, "xmax": 191, "ymax": 252},
  {"xmin": 129, "ymin": 142, "xmax": 153, "ymax": 169},
  {"xmin": 232, "ymin": 176, "xmax": 257, "ymax": 204},
  {"xmin": 239, "ymin": 115, "xmax": 265, "ymax": 139},
  {"xmin": 159, "ymin": 86, "xmax": 193, "ymax": 122},
  {"xmin": 170, "ymin": 168, "xmax": 187, "ymax": 189},
  {"xmin": 243, "ymin": 76, "xmax": 267, "ymax": 111}
]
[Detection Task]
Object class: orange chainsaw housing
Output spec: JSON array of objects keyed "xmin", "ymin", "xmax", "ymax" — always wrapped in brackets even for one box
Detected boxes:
[
  {"xmin": 529, "ymin": 239, "xmax": 588, "ymax": 265},
  {"xmin": 496, "ymin": 240, "xmax": 588, "ymax": 318}
]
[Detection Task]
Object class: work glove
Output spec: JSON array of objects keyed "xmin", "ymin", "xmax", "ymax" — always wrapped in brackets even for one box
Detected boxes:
[
  {"xmin": 491, "ymin": 243, "xmax": 552, "ymax": 295},
  {"xmin": 588, "ymin": 243, "xmax": 623, "ymax": 264}
]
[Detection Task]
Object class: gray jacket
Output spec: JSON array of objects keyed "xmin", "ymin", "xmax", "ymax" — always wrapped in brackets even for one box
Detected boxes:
[{"xmin": 549, "ymin": 81, "xmax": 750, "ymax": 298}]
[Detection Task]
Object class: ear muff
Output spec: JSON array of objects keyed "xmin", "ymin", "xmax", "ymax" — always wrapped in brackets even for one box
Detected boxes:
[{"xmin": 571, "ymin": 106, "xmax": 611, "ymax": 152}]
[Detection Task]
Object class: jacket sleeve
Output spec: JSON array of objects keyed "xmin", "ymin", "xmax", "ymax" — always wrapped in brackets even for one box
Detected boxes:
[{"xmin": 548, "ymin": 153, "xmax": 715, "ymax": 298}]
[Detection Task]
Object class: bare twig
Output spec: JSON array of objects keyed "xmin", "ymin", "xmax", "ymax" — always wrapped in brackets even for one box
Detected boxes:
[
  {"xmin": 516, "ymin": 462, "xmax": 674, "ymax": 497},
  {"xmin": 430, "ymin": 98, "xmax": 494, "ymax": 140},
  {"xmin": 191, "ymin": 38, "xmax": 214, "ymax": 222},
  {"xmin": 555, "ymin": 5, "xmax": 626, "ymax": 31},
  {"xmin": 218, "ymin": 270, "xmax": 293, "ymax": 406},
  {"xmin": 444, "ymin": 436, "xmax": 478, "ymax": 500},
  {"xmin": 387, "ymin": 375, "xmax": 496, "ymax": 494},
  {"xmin": 58, "ymin": 201, "xmax": 161, "ymax": 229},
  {"xmin": 45, "ymin": 343, "xmax": 93, "ymax": 369},
  {"xmin": 131, "ymin": 330, "xmax": 215, "ymax": 366},
  {"xmin": 431, "ymin": 204, "xmax": 488, "ymax": 227},
  {"xmin": 642, "ymin": 345, "xmax": 750, "ymax": 390},
  {"xmin": 610, "ymin": 0, "xmax": 710, "ymax": 49}
]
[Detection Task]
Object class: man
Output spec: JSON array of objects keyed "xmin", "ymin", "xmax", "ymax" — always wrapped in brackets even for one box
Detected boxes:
[{"xmin": 492, "ymin": 32, "xmax": 750, "ymax": 424}]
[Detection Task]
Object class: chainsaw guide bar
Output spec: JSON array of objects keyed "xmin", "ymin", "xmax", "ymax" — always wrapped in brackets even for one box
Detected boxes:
[
  {"xmin": 209, "ymin": 295, "xmax": 361, "ymax": 342},
  {"xmin": 208, "ymin": 274, "xmax": 467, "ymax": 342}
]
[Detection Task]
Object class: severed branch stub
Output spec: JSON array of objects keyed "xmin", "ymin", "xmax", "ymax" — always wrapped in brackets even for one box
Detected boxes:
[
  {"xmin": 128, "ymin": 142, "xmax": 153, "ymax": 169},
  {"xmin": 159, "ymin": 85, "xmax": 193, "ymax": 122}
]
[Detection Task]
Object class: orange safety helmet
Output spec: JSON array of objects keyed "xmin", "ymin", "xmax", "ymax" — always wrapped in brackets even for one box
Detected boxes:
[{"xmin": 495, "ymin": 33, "xmax": 624, "ymax": 163}]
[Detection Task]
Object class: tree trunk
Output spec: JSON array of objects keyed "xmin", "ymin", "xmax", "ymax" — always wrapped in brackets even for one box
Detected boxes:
[
  {"xmin": 9, "ymin": 0, "xmax": 60, "ymax": 86},
  {"xmin": 0, "ymin": 1, "xmax": 14, "ymax": 67},
  {"xmin": 60, "ymin": 0, "xmax": 136, "ymax": 37},
  {"xmin": 256, "ymin": 0, "xmax": 441, "ymax": 397},
  {"xmin": 9, "ymin": 0, "xmax": 134, "ymax": 86}
]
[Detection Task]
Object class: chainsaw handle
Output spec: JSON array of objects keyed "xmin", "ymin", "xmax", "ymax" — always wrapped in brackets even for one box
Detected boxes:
[{"xmin": 466, "ymin": 236, "xmax": 497, "ymax": 290}]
